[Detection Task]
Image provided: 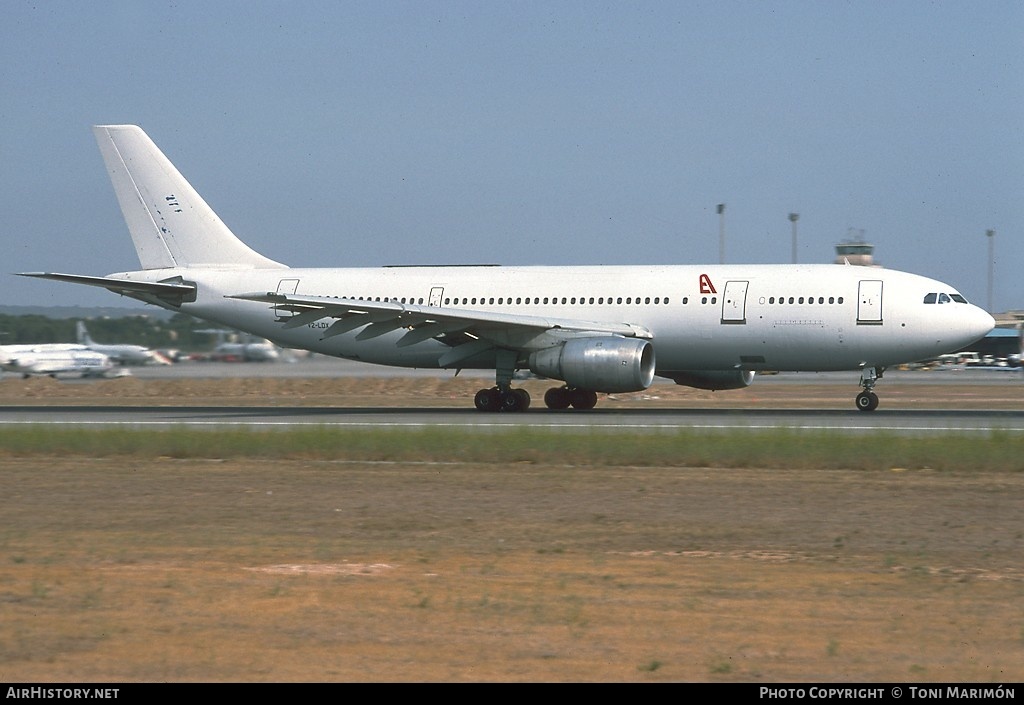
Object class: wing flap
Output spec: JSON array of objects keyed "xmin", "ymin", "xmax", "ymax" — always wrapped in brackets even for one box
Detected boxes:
[
  {"xmin": 281, "ymin": 308, "xmax": 342, "ymax": 330},
  {"xmin": 438, "ymin": 339, "xmax": 495, "ymax": 367},
  {"xmin": 397, "ymin": 321, "xmax": 469, "ymax": 348},
  {"xmin": 322, "ymin": 315, "xmax": 375, "ymax": 339},
  {"xmin": 355, "ymin": 318, "xmax": 408, "ymax": 341}
]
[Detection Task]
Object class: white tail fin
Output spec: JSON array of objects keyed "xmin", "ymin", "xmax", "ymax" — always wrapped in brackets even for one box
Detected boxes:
[
  {"xmin": 76, "ymin": 321, "xmax": 94, "ymax": 346},
  {"xmin": 93, "ymin": 125, "xmax": 286, "ymax": 271}
]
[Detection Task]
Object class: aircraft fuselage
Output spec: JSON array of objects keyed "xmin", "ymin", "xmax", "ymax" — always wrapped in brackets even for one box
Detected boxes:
[{"xmin": 107, "ymin": 262, "xmax": 992, "ymax": 376}]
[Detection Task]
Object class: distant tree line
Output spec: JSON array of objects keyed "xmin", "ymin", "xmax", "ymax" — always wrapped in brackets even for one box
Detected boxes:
[{"xmin": 0, "ymin": 313, "xmax": 218, "ymax": 352}]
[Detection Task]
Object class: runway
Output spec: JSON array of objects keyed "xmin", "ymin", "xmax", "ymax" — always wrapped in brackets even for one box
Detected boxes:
[
  {"xmin": 2, "ymin": 404, "xmax": 1022, "ymax": 435},
  {"xmin": 1, "ymin": 358, "xmax": 1021, "ymax": 434}
]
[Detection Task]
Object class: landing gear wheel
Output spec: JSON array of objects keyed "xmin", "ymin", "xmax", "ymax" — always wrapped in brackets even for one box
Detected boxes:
[
  {"xmin": 514, "ymin": 388, "xmax": 531, "ymax": 410},
  {"xmin": 569, "ymin": 389, "xmax": 598, "ymax": 410},
  {"xmin": 855, "ymin": 391, "xmax": 879, "ymax": 412},
  {"xmin": 474, "ymin": 387, "xmax": 502, "ymax": 412},
  {"xmin": 501, "ymin": 388, "xmax": 531, "ymax": 412},
  {"xmin": 544, "ymin": 387, "xmax": 571, "ymax": 410}
]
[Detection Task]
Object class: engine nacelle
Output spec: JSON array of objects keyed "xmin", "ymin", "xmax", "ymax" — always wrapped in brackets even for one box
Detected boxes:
[
  {"xmin": 666, "ymin": 370, "xmax": 755, "ymax": 391},
  {"xmin": 528, "ymin": 337, "xmax": 655, "ymax": 393}
]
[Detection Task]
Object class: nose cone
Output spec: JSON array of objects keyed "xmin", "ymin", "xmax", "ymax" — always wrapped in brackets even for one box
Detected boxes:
[
  {"xmin": 961, "ymin": 305, "xmax": 996, "ymax": 347},
  {"xmin": 974, "ymin": 307, "xmax": 997, "ymax": 339}
]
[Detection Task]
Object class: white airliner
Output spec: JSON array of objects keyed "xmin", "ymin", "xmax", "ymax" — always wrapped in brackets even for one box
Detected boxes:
[
  {"xmin": 0, "ymin": 343, "xmax": 115, "ymax": 379},
  {"xmin": 195, "ymin": 329, "xmax": 281, "ymax": 362},
  {"xmin": 76, "ymin": 321, "xmax": 171, "ymax": 365},
  {"xmin": 19, "ymin": 125, "xmax": 995, "ymax": 411}
]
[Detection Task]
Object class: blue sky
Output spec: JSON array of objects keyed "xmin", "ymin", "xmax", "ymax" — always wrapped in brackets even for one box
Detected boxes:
[{"xmin": 2, "ymin": 1, "xmax": 1022, "ymax": 312}]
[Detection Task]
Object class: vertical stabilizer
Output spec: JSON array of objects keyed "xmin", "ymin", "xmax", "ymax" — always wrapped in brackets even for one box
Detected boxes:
[
  {"xmin": 76, "ymin": 321, "xmax": 94, "ymax": 346},
  {"xmin": 92, "ymin": 125, "xmax": 286, "ymax": 270}
]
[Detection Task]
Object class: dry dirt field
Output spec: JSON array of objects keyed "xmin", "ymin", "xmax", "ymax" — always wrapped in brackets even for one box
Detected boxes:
[{"xmin": 1, "ymin": 375, "xmax": 1022, "ymax": 683}]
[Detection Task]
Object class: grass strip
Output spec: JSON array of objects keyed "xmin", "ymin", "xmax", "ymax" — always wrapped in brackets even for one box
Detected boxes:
[{"xmin": 1, "ymin": 426, "xmax": 1021, "ymax": 472}]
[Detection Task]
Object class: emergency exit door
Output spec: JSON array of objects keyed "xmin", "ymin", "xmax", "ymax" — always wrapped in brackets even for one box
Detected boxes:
[{"xmin": 274, "ymin": 278, "xmax": 300, "ymax": 322}]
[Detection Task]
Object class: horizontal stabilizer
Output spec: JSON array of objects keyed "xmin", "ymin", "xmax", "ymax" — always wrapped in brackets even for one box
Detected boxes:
[{"xmin": 17, "ymin": 272, "xmax": 196, "ymax": 298}]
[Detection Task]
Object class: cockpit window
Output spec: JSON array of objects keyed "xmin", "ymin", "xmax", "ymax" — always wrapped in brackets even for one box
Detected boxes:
[{"xmin": 924, "ymin": 292, "xmax": 967, "ymax": 304}]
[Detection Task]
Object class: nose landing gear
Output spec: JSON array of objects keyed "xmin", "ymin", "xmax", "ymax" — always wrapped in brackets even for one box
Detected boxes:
[{"xmin": 855, "ymin": 366, "xmax": 883, "ymax": 412}]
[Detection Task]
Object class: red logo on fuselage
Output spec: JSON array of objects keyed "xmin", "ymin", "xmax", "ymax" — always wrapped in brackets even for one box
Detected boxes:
[{"xmin": 699, "ymin": 274, "xmax": 717, "ymax": 294}]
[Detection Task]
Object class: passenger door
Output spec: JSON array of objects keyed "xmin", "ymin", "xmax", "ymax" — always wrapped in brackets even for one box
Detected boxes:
[
  {"xmin": 857, "ymin": 280, "xmax": 883, "ymax": 325},
  {"xmin": 721, "ymin": 280, "xmax": 749, "ymax": 324}
]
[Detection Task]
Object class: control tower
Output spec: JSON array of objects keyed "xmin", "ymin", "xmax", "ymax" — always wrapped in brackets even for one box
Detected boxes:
[{"xmin": 834, "ymin": 231, "xmax": 879, "ymax": 266}]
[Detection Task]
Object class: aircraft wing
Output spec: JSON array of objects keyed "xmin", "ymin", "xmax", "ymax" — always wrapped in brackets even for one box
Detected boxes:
[{"xmin": 230, "ymin": 291, "xmax": 653, "ymax": 365}]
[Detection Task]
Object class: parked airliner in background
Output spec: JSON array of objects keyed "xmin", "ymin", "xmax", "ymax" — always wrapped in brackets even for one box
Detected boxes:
[
  {"xmin": 195, "ymin": 329, "xmax": 281, "ymax": 362},
  {"xmin": 19, "ymin": 125, "xmax": 995, "ymax": 411},
  {"xmin": 0, "ymin": 343, "xmax": 115, "ymax": 379},
  {"xmin": 76, "ymin": 321, "xmax": 171, "ymax": 365}
]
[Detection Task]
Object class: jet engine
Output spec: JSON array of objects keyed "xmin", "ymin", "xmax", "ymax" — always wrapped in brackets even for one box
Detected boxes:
[
  {"xmin": 665, "ymin": 370, "xmax": 755, "ymax": 391},
  {"xmin": 528, "ymin": 337, "xmax": 655, "ymax": 393}
]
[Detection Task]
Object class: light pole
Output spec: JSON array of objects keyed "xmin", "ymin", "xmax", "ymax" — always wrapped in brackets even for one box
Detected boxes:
[
  {"xmin": 717, "ymin": 204, "xmax": 725, "ymax": 264},
  {"xmin": 986, "ymin": 229, "xmax": 995, "ymax": 313},
  {"xmin": 788, "ymin": 213, "xmax": 799, "ymax": 264}
]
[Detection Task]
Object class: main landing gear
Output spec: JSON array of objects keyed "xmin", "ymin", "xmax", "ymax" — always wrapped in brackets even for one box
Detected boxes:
[
  {"xmin": 542, "ymin": 386, "xmax": 598, "ymax": 410},
  {"xmin": 855, "ymin": 366, "xmax": 883, "ymax": 412},
  {"xmin": 474, "ymin": 386, "xmax": 531, "ymax": 412},
  {"xmin": 474, "ymin": 349, "xmax": 533, "ymax": 413},
  {"xmin": 473, "ymin": 350, "xmax": 600, "ymax": 412},
  {"xmin": 472, "ymin": 385, "xmax": 600, "ymax": 412}
]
